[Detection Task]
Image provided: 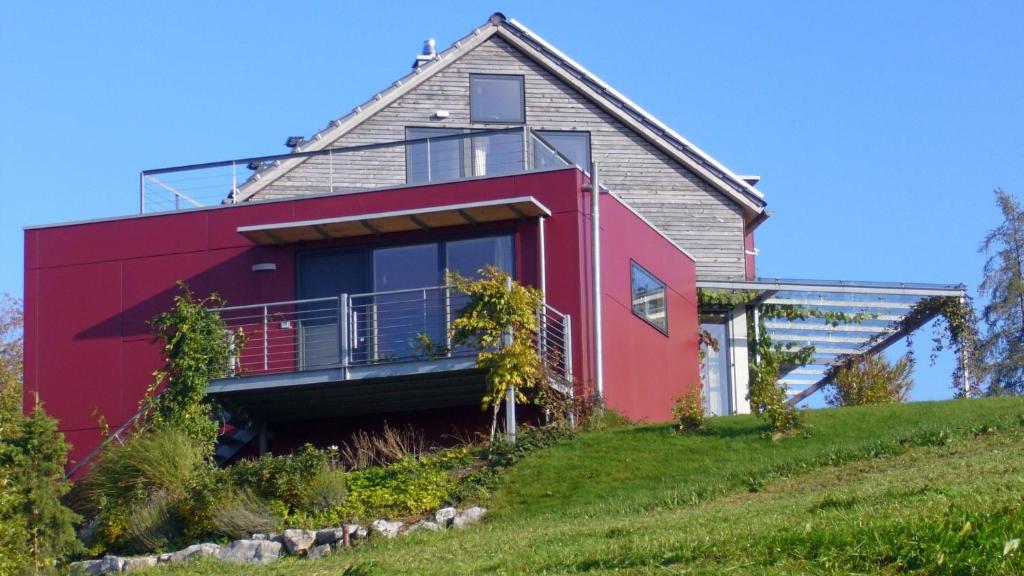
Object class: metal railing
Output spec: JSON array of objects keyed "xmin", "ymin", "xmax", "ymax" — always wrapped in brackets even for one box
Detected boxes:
[
  {"xmin": 212, "ymin": 285, "xmax": 573, "ymax": 384},
  {"xmin": 140, "ymin": 128, "xmax": 576, "ymax": 214}
]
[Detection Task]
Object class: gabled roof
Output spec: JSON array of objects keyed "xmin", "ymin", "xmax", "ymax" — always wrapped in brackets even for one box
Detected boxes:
[{"xmin": 235, "ymin": 13, "xmax": 767, "ymax": 215}]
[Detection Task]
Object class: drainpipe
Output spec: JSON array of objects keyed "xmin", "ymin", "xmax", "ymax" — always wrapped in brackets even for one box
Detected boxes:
[{"xmin": 591, "ymin": 163, "xmax": 604, "ymax": 398}]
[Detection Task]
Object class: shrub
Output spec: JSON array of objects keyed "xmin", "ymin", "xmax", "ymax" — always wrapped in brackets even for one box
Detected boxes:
[
  {"xmin": 827, "ymin": 354, "xmax": 914, "ymax": 407},
  {"xmin": 210, "ymin": 489, "xmax": 279, "ymax": 540},
  {"xmin": 227, "ymin": 444, "xmax": 341, "ymax": 516},
  {"xmin": 300, "ymin": 469, "xmax": 348, "ymax": 514},
  {"xmin": 80, "ymin": 425, "xmax": 210, "ymax": 554},
  {"xmin": 339, "ymin": 424, "xmax": 428, "ymax": 470},
  {"xmin": 341, "ymin": 448, "xmax": 472, "ymax": 519},
  {"xmin": 672, "ymin": 387, "xmax": 705, "ymax": 433}
]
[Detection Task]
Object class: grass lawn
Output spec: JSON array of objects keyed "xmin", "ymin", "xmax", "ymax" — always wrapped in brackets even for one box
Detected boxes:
[{"xmin": 152, "ymin": 397, "xmax": 1024, "ymax": 575}]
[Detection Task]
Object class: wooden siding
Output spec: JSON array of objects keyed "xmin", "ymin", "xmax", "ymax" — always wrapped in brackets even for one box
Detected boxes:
[{"xmin": 252, "ymin": 37, "xmax": 747, "ymax": 279}]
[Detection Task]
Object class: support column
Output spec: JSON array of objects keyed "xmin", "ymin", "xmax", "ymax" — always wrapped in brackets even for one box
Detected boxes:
[
  {"xmin": 728, "ymin": 305, "xmax": 751, "ymax": 414},
  {"xmin": 506, "ymin": 385, "xmax": 517, "ymax": 443}
]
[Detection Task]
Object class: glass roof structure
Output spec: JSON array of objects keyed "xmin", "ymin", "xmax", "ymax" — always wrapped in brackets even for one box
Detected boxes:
[{"xmin": 697, "ymin": 278, "xmax": 968, "ymax": 404}]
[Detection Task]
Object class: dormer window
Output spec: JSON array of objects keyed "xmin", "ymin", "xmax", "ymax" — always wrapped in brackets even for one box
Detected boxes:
[{"xmin": 470, "ymin": 74, "xmax": 525, "ymax": 123}]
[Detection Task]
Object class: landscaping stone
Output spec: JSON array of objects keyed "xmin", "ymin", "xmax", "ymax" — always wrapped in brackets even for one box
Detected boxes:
[
  {"xmin": 122, "ymin": 556, "xmax": 158, "ymax": 572},
  {"xmin": 307, "ymin": 543, "xmax": 332, "ymax": 559},
  {"xmin": 406, "ymin": 520, "xmax": 441, "ymax": 533},
  {"xmin": 370, "ymin": 519, "xmax": 404, "ymax": 539},
  {"xmin": 453, "ymin": 506, "xmax": 487, "ymax": 529},
  {"xmin": 348, "ymin": 524, "xmax": 369, "ymax": 540},
  {"xmin": 216, "ymin": 539, "xmax": 283, "ymax": 564},
  {"xmin": 316, "ymin": 527, "xmax": 347, "ymax": 545},
  {"xmin": 435, "ymin": 506, "xmax": 458, "ymax": 526},
  {"xmin": 169, "ymin": 542, "xmax": 221, "ymax": 563},
  {"xmin": 251, "ymin": 533, "xmax": 268, "ymax": 540},
  {"xmin": 68, "ymin": 559, "xmax": 103, "ymax": 575},
  {"xmin": 281, "ymin": 529, "xmax": 317, "ymax": 554},
  {"xmin": 157, "ymin": 553, "xmax": 173, "ymax": 564}
]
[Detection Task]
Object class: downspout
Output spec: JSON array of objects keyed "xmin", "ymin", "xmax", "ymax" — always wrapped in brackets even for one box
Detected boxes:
[{"xmin": 590, "ymin": 163, "xmax": 604, "ymax": 398}]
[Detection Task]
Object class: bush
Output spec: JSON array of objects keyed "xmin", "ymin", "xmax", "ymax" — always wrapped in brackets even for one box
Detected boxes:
[
  {"xmin": 339, "ymin": 424, "xmax": 428, "ymax": 470},
  {"xmin": 827, "ymin": 354, "xmax": 914, "ymax": 407},
  {"xmin": 227, "ymin": 444, "xmax": 344, "ymax": 521},
  {"xmin": 210, "ymin": 489, "xmax": 279, "ymax": 540},
  {"xmin": 300, "ymin": 469, "xmax": 348, "ymax": 514},
  {"xmin": 672, "ymin": 387, "xmax": 705, "ymax": 433},
  {"xmin": 80, "ymin": 425, "xmax": 210, "ymax": 554},
  {"xmin": 341, "ymin": 448, "xmax": 472, "ymax": 519}
]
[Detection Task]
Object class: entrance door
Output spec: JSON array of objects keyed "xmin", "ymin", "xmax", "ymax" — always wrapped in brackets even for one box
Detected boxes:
[
  {"xmin": 701, "ymin": 322, "xmax": 731, "ymax": 416},
  {"xmin": 297, "ymin": 249, "xmax": 368, "ymax": 369}
]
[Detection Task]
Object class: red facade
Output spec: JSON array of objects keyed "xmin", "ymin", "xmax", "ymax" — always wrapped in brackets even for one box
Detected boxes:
[{"xmin": 24, "ymin": 168, "xmax": 699, "ymax": 465}]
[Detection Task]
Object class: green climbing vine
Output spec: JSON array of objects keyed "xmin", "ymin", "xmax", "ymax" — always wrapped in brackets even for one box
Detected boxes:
[{"xmin": 891, "ymin": 294, "xmax": 980, "ymax": 397}]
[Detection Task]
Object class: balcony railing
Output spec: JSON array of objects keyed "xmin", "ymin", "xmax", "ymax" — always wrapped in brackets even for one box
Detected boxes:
[
  {"xmin": 141, "ymin": 128, "xmax": 575, "ymax": 214},
  {"xmin": 212, "ymin": 285, "xmax": 573, "ymax": 386}
]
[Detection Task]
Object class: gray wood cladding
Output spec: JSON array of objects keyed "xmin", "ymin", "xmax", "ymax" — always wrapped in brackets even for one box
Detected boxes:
[{"xmin": 253, "ymin": 37, "xmax": 747, "ymax": 279}]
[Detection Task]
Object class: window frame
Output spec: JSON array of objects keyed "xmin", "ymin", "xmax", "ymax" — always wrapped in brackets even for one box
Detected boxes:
[
  {"xmin": 469, "ymin": 73, "xmax": 526, "ymax": 124},
  {"xmin": 630, "ymin": 260, "xmax": 669, "ymax": 335}
]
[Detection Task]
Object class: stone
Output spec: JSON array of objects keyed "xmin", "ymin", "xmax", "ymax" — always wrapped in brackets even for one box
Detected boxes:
[
  {"xmin": 94, "ymin": 556, "xmax": 125, "ymax": 574},
  {"xmin": 347, "ymin": 524, "xmax": 369, "ymax": 540},
  {"xmin": 435, "ymin": 506, "xmax": 458, "ymax": 526},
  {"xmin": 406, "ymin": 520, "xmax": 441, "ymax": 534},
  {"xmin": 315, "ymin": 527, "xmax": 347, "ymax": 546},
  {"xmin": 157, "ymin": 553, "xmax": 173, "ymax": 564},
  {"xmin": 281, "ymin": 529, "xmax": 317, "ymax": 555},
  {"xmin": 453, "ymin": 506, "xmax": 487, "ymax": 529},
  {"xmin": 251, "ymin": 533, "xmax": 268, "ymax": 540},
  {"xmin": 370, "ymin": 519, "xmax": 404, "ymax": 539},
  {"xmin": 69, "ymin": 559, "xmax": 103, "ymax": 575},
  {"xmin": 168, "ymin": 542, "xmax": 220, "ymax": 564},
  {"xmin": 307, "ymin": 543, "xmax": 332, "ymax": 559},
  {"xmin": 122, "ymin": 556, "xmax": 158, "ymax": 572},
  {"xmin": 216, "ymin": 539, "xmax": 283, "ymax": 564}
]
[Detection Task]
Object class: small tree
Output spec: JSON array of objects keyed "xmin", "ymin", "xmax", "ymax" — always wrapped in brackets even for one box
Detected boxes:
[
  {"xmin": 826, "ymin": 353, "xmax": 914, "ymax": 407},
  {"xmin": 448, "ymin": 267, "xmax": 544, "ymax": 441},
  {"xmin": 978, "ymin": 188, "xmax": 1024, "ymax": 394},
  {"xmin": 0, "ymin": 294, "xmax": 23, "ymax": 439},
  {"xmin": 0, "ymin": 402, "xmax": 83, "ymax": 573},
  {"xmin": 142, "ymin": 283, "xmax": 236, "ymax": 452}
]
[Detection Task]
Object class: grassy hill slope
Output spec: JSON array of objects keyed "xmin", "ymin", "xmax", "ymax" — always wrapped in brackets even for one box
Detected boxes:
[{"xmin": 159, "ymin": 397, "xmax": 1024, "ymax": 575}]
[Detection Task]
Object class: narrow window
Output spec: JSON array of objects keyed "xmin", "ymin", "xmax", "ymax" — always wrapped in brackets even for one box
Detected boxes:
[
  {"xmin": 533, "ymin": 130, "xmax": 591, "ymax": 173},
  {"xmin": 470, "ymin": 74, "xmax": 525, "ymax": 123},
  {"xmin": 406, "ymin": 127, "xmax": 464, "ymax": 184},
  {"xmin": 631, "ymin": 262, "xmax": 668, "ymax": 333}
]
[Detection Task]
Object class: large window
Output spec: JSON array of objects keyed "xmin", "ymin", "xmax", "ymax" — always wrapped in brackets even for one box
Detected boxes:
[
  {"xmin": 406, "ymin": 127, "xmax": 464, "ymax": 184},
  {"xmin": 533, "ymin": 130, "xmax": 591, "ymax": 173},
  {"xmin": 470, "ymin": 74, "xmax": 525, "ymax": 123},
  {"xmin": 631, "ymin": 262, "xmax": 668, "ymax": 333}
]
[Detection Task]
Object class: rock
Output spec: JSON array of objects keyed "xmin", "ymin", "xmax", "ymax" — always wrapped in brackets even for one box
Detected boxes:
[
  {"xmin": 251, "ymin": 533, "xmax": 268, "ymax": 540},
  {"xmin": 217, "ymin": 539, "xmax": 282, "ymax": 564},
  {"xmin": 316, "ymin": 527, "xmax": 347, "ymax": 546},
  {"xmin": 307, "ymin": 543, "xmax": 332, "ymax": 559},
  {"xmin": 406, "ymin": 520, "xmax": 441, "ymax": 534},
  {"xmin": 71, "ymin": 556, "xmax": 124, "ymax": 575},
  {"xmin": 370, "ymin": 519, "xmax": 404, "ymax": 539},
  {"xmin": 157, "ymin": 553, "xmax": 173, "ymax": 564},
  {"xmin": 281, "ymin": 529, "xmax": 317, "ymax": 555},
  {"xmin": 68, "ymin": 559, "xmax": 103, "ymax": 575},
  {"xmin": 453, "ymin": 506, "xmax": 487, "ymax": 529},
  {"xmin": 435, "ymin": 506, "xmax": 458, "ymax": 526},
  {"xmin": 168, "ymin": 542, "xmax": 220, "ymax": 563},
  {"xmin": 347, "ymin": 524, "xmax": 369, "ymax": 540},
  {"xmin": 122, "ymin": 556, "xmax": 158, "ymax": 572}
]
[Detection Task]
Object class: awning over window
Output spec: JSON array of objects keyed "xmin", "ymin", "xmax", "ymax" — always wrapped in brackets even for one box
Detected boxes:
[
  {"xmin": 237, "ymin": 196, "xmax": 550, "ymax": 245},
  {"xmin": 697, "ymin": 278, "xmax": 967, "ymax": 404}
]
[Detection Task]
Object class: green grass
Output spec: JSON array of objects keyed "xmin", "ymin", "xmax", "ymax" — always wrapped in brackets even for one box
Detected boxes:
[{"xmin": 149, "ymin": 397, "xmax": 1024, "ymax": 575}]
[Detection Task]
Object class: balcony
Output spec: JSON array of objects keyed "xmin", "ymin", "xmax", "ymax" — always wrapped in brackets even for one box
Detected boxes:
[
  {"xmin": 206, "ymin": 285, "xmax": 572, "ymax": 419},
  {"xmin": 139, "ymin": 127, "xmax": 578, "ymax": 213}
]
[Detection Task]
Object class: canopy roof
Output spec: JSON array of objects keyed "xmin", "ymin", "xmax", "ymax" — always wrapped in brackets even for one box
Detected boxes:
[{"xmin": 697, "ymin": 278, "xmax": 968, "ymax": 403}]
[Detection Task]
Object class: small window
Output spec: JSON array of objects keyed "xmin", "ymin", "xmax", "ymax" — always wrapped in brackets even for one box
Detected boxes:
[
  {"xmin": 534, "ymin": 130, "xmax": 591, "ymax": 173},
  {"xmin": 470, "ymin": 74, "xmax": 525, "ymax": 123},
  {"xmin": 631, "ymin": 262, "xmax": 668, "ymax": 333}
]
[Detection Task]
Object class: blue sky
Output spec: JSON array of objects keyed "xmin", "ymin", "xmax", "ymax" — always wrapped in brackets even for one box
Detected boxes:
[{"xmin": 2, "ymin": 1, "xmax": 1021, "ymax": 402}]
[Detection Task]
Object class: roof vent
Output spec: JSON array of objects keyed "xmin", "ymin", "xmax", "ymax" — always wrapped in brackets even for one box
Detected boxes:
[
  {"xmin": 412, "ymin": 38, "xmax": 437, "ymax": 69},
  {"xmin": 285, "ymin": 136, "xmax": 305, "ymax": 149}
]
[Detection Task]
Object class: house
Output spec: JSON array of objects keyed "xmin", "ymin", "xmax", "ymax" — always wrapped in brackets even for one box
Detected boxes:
[{"xmin": 23, "ymin": 13, "xmax": 968, "ymax": 470}]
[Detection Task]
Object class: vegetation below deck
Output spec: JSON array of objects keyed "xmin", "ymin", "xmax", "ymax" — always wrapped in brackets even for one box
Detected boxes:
[{"xmin": 149, "ymin": 396, "xmax": 1024, "ymax": 575}]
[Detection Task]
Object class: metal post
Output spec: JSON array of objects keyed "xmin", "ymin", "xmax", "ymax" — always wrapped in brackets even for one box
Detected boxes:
[
  {"xmin": 262, "ymin": 306, "xmax": 269, "ymax": 372},
  {"xmin": 959, "ymin": 295, "xmax": 971, "ymax": 397},
  {"xmin": 504, "ymin": 276, "xmax": 516, "ymax": 442},
  {"xmin": 539, "ymin": 216, "xmax": 547, "ymax": 300},
  {"xmin": 339, "ymin": 294, "xmax": 350, "ymax": 379},
  {"xmin": 426, "ymin": 138, "xmax": 432, "ymax": 182},
  {"xmin": 231, "ymin": 161, "xmax": 238, "ymax": 203},
  {"xmin": 591, "ymin": 162, "xmax": 604, "ymax": 398},
  {"xmin": 257, "ymin": 422, "xmax": 268, "ymax": 456},
  {"xmin": 444, "ymin": 286, "xmax": 452, "ymax": 357},
  {"xmin": 139, "ymin": 172, "xmax": 145, "ymax": 214},
  {"xmin": 751, "ymin": 304, "xmax": 761, "ymax": 365},
  {"xmin": 564, "ymin": 314, "xmax": 573, "ymax": 384},
  {"xmin": 522, "ymin": 126, "xmax": 529, "ymax": 170}
]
